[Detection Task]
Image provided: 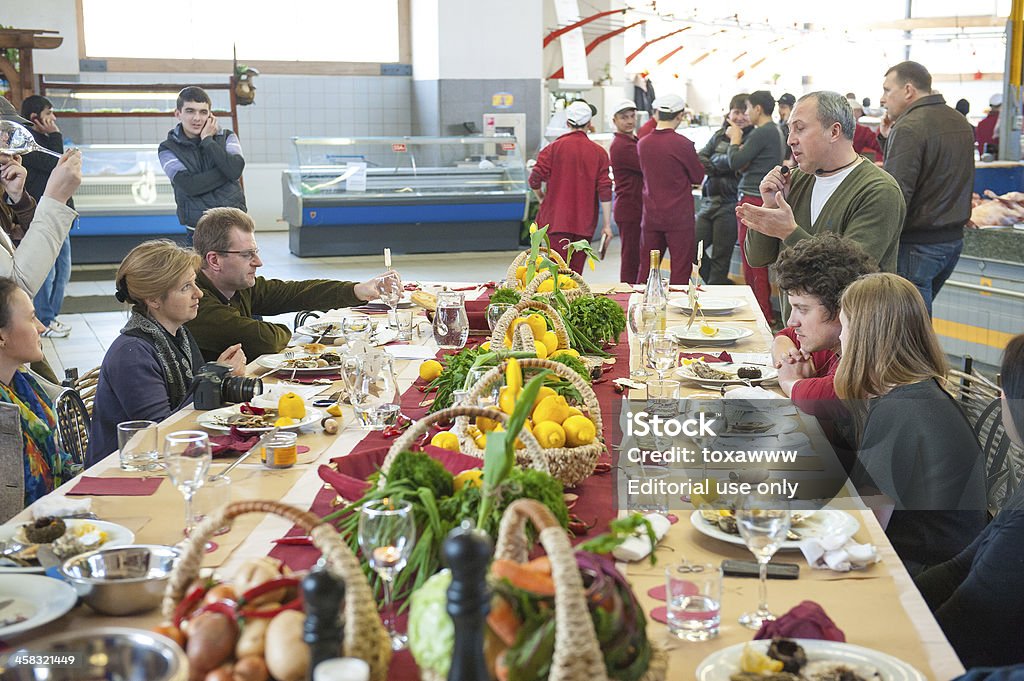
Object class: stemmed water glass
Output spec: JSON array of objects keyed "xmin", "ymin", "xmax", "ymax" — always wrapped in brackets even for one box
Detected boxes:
[
  {"xmin": 163, "ymin": 431, "xmax": 213, "ymax": 539},
  {"xmin": 376, "ymin": 272, "xmax": 403, "ymax": 328},
  {"xmin": 358, "ymin": 499, "xmax": 416, "ymax": 650},
  {"xmin": 486, "ymin": 303, "xmax": 512, "ymax": 333},
  {"xmin": 735, "ymin": 492, "xmax": 792, "ymax": 629},
  {"xmin": 648, "ymin": 331, "xmax": 678, "ymax": 380},
  {"xmin": 628, "ymin": 302, "xmax": 659, "ymax": 378}
]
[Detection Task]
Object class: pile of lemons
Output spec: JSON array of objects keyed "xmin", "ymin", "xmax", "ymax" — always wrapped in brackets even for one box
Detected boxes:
[
  {"xmin": 514, "ymin": 262, "xmax": 580, "ymax": 292},
  {"xmin": 499, "ymin": 313, "xmax": 561, "ymax": 358}
]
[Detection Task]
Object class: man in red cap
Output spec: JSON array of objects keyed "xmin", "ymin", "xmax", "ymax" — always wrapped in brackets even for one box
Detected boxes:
[
  {"xmin": 528, "ymin": 100, "xmax": 612, "ymax": 273},
  {"xmin": 976, "ymin": 94, "xmax": 1001, "ymax": 157},
  {"xmin": 609, "ymin": 99, "xmax": 643, "ymax": 283}
]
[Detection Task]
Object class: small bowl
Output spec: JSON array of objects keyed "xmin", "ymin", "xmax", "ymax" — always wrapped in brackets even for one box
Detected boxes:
[
  {"xmin": 59, "ymin": 544, "xmax": 180, "ymax": 615},
  {"xmin": 7, "ymin": 626, "xmax": 187, "ymax": 681}
]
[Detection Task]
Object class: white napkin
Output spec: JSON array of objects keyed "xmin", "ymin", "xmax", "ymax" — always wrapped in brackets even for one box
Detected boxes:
[
  {"xmin": 384, "ymin": 345, "xmax": 437, "ymax": 361},
  {"xmin": 31, "ymin": 496, "xmax": 92, "ymax": 520},
  {"xmin": 723, "ymin": 386, "xmax": 787, "ymax": 401},
  {"xmin": 800, "ymin": 526, "xmax": 879, "ymax": 572},
  {"xmin": 612, "ymin": 513, "xmax": 672, "ymax": 562}
]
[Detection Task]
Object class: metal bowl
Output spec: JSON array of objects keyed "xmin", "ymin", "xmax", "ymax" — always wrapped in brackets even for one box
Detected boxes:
[
  {"xmin": 59, "ymin": 544, "xmax": 181, "ymax": 616},
  {"xmin": 5, "ymin": 626, "xmax": 187, "ymax": 680}
]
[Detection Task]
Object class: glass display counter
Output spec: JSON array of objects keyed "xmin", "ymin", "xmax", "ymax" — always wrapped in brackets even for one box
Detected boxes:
[{"xmin": 282, "ymin": 136, "xmax": 529, "ymax": 256}]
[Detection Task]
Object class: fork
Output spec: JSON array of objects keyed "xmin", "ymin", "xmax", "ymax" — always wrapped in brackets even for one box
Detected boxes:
[{"xmin": 283, "ymin": 350, "xmax": 300, "ymax": 385}]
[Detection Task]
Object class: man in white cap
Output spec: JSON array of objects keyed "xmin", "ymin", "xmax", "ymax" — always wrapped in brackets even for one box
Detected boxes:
[
  {"xmin": 609, "ymin": 99, "xmax": 643, "ymax": 283},
  {"xmin": 847, "ymin": 96, "xmax": 882, "ymax": 162},
  {"xmin": 636, "ymin": 94, "xmax": 705, "ymax": 284},
  {"xmin": 976, "ymin": 93, "xmax": 1001, "ymax": 157},
  {"xmin": 528, "ymin": 100, "xmax": 612, "ymax": 273}
]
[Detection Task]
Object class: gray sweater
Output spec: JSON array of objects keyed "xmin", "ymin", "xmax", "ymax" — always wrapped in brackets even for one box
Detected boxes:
[{"xmin": 727, "ymin": 122, "xmax": 786, "ymax": 197}]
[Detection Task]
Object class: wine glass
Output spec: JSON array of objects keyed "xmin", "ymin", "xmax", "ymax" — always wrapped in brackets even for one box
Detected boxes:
[
  {"xmin": 648, "ymin": 331, "xmax": 678, "ymax": 380},
  {"xmin": 163, "ymin": 431, "xmax": 213, "ymax": 539},
  {"xmin": 358, "ymin": 499, "xmax": 416, "ymax": 650},
  {"xmin": 628, "ymin": 302, "xmax": 659, "ymax": 378},
  {"xmin": 486, "ymin": 303, "xmax": 512, "ymax": 333},
  {"xmin": 376, "ymin": 272, "xmax": 403, "ymax": 328},
  {"xmin": 0, "ymin": 120, "xmax": 64, "ymax": 158},
  {"xmin": 735, "ymin": 492, "xmax": 792, "ymax": 629}
]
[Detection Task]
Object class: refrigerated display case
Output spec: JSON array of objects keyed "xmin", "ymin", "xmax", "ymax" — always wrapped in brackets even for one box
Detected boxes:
[{"xmin": 282, "ymin": 136, "xmax": 529, "ymax": 256}]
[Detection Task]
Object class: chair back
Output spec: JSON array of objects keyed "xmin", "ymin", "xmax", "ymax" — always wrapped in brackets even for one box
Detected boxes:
[
  {"xmin": 294, "ymin": 310, "xmax": 321, "ymax": 330},
  {"xmin": 0, "ymin": 402, "xmax": 25, "ymax": 523},
  {"xmin": 74, "ymin": 367, "xmax": 101, "ymax": 416},
  {"xmin": 975, "ymin": 397, "xmax": 1021, "ymax": 515},
  {"xmin": 54, "ymin": 388, "xmax": 90, "ymax": 469}
]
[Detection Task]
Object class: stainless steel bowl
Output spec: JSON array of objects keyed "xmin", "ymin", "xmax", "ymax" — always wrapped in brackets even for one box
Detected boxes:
[
  {"xmin": 59, "ymin": 544, "xmax": 181, "ymax": 615},
  {"xmin": 4, "ymin": 626, "xmax": 187, "ymax": 680}
]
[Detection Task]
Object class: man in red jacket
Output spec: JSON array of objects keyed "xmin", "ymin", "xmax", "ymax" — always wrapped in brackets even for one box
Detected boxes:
[
  {"xmin": 609, "ymin": 99, "xmax": 644, "ymax": 283},
  {"xmin": 636, "ymin": 94, "xmax": 706, "ymax": 284},
  {"xmin": 528, "ymin": 100, "xmax": 612, "ymax": 273},
  {"xmin": 848, "ymin": 98, "xmax": 883, "ymax": 162},
  {"xmin": 976, "ymin": 94, "xmax": 1001, "ymax": 157}
]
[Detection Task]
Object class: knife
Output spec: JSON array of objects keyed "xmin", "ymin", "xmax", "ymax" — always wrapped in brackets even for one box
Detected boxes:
[
  {"xmin": 210, "ymin": 427, "xmax": 280, "ymax": 481},
  {"xmin": 0, "ymin": 598, "xmax": 14, "ymax": 612}
]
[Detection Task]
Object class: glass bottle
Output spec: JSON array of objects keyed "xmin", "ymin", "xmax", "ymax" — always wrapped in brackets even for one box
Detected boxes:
[{"xmin": 643, "ymin": 250, "xmax": 668, "ymax": 331}]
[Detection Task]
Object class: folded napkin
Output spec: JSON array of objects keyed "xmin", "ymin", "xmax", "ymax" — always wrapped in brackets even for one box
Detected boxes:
[
  {"xmin": 31, "ymin": 495, "xmax": 92, "ymax": 519},
  {"xmin": 680, "ymin": 351, "xmax": 732, "ymax": 363},
  {"xmin": 384, "ymin": 344, "xmax": 438, "ymax": 361},
  {"xmin": 465, "ymin": 299, "xmax": 491, "ymax": 335},
  {"xmin": 322, "ymin": 445, "xmax": 482, "ymax": 502},
  {"xmin": 754, "ymin": 600, "xmax": 845, "ymax": 641},
  {"xmin": 283, "ymin": 373, "xmax": 342, "ymax": 384},
  {"xmin": 612, "ymin": 513, "xmax": 672, "ymax": 562},
  {"xmin": 67, "ymin": 475, "xmax": 163, "ymax": 497},
  {"xmin": 723, "ymin": 385, "xmax": 787, "ymax": 401},
  {"xmin": 799, "ymin": 526, "xmax": 878, "ymax": 573}
]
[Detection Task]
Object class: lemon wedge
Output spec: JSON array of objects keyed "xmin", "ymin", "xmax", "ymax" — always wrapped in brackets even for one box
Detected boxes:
[
  {"xmin": 700, "ymin": 324, "xmax": 719, "ymax": 337},
  {"xmin": 740, "ymin": 643, "xmax": 784, "ymax": 673}
]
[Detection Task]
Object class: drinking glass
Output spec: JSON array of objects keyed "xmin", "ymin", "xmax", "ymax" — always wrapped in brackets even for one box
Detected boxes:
[
  {"xmin": 395, "ymin": 308, "xmax": 414, "ymax": 341},
  {"xmin": 350, "ymin": 354, "xmax": 401, "ymax": 430},
  {"xmin": 192, "ymin": 475, "xmax": 232, "ymax": 536},
  {"xmin": 736, "ymin": 492, "xmax": 792, "ymax": 629},
  {"xmin": 358, "ymin": 499, "xmax": 416, "ymax": 650},
  {"xmin": 666, "ymin": 562, "xmax": 722, "ymax": 641},
  {"xmin": 343, "ymin": 315, "xmax": 372, "ymax": 341},
  {"xmin": 163, "ymin": 431, "xmax": 213, "ymax": 538},
  {"xmin": 646, "ymin": 379, "xmax": 680, "ymax": 418},
  {"xmin": 486, "ymin": 303, "xmax": 512, "ymax": 333},
  {"xmin": 628, "ymin": 302, "xmax": 659, "ymax": 378},
  {"xmin": 433, "ymin": 290, "xmax": 469, "ymax": 350},
  {"xmin": 117, "ymin": 420, "xmax": 159, "ymax": 471},
  {"xmin": 376, "ymin": 272, "xmax": 403, "ymax": 328},
  {"xmin": 648, "ymin": 332, "xmax": 678, "ymax": 380}
]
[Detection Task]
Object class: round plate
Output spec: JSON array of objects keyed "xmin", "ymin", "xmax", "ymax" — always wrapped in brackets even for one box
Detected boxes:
[
  {"xmin": 695, "ymin": 638, "xmax": 925, "ymax": 681},
  {"xmin": 668, "ymin": 297, "xmax": 745, "ymax": 315},
  {"xmin": 0, "ymin": 519, "xmax": 136, "ymax": 574},
  {"xmin": 669, "ymin": 325, "xmax": 754, "ymax": 346},
  {"xmin": 0, "ymin": 574, "xmax": 78, "ymax": 638},
  {"xmin": 715, "ymin": 413, "xmax": 798, "ymax": 438},
  {"xmin": 257, "ymin": 352, "xmax": 343, "ymax": 374},
  {"xmin": 295, "ymin": 321, "xmax": 346, "ymax": 339},
  {"xmin": 676, "ymin": 362, "xmax": 778, "ymax": 386},
  {"xmin": 196, "ymin": 404, "xmax": 325, "ymax": 433},
  {"xmin": 689, "ymin": 509, "xmax": 860, "ymax": 551}
]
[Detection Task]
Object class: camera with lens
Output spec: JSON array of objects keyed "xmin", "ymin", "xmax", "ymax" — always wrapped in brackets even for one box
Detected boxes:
[{"xmin": 193, "ymin": 362, "xmax": 263, "ymax": 410}]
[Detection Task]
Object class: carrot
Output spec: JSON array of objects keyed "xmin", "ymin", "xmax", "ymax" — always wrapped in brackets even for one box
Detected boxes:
[
  {"xmin": 487, "ymin": 597, "xmax": 521, "ymax": 647},
  {"xmin": 491, "ymin": 559, "xmax": 556, "ymax": 596},
  {"xmin": 524, "ymin": 556, "xmax": 551, "ymax": 574},
  {"xmin": 495, "ymin": 650, "xmax": 510, "ymax": 681}
]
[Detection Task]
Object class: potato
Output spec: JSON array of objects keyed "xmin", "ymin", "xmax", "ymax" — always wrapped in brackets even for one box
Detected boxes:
[
  {"xmin": 232, "ymin": 656, "xmax": 270, "ymax": 681},
  {"xmin": 203, "ymin": 584, "xmax": 238, "ymax": 606},
  {"xmin": 264, "ymin": 610, "xmax": 309, "ymax": 681},
  {"xmin": 186, "ymin": 612, "xmax": 239, "ymax": 681},
  {"xmin": 235, "ymin": 617, "xmax": 269, "ymax": 659},
  {"xmin": 205, "ymin": 665, "xmax": 233, "ymax": 681},
  {"xmin": 234, "ymin": 558, "xmax": 285, "ymax": 605}
]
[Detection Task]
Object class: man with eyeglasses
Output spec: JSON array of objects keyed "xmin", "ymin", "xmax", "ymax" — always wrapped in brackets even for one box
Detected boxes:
[{"xmin": 187, "ymin": 207, "xmax": 393, "ymax": 361}]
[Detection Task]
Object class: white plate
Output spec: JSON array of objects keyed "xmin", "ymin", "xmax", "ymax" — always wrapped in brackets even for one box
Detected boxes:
[
  {"xmin": 0, "ymin": 574, "xmax": 78, "ymax": 638},
  {"xmin": 696, "ymin": 638, "xmax": 926, "ymax": 681},
  {"xmin": 715, "ymin": 413, "xmax": 798, "ymax": 438},
  {"xmin": 668, "ymin": 296, "xmax": 745, "ymax": 315},
  {"xmin": 676, "ymin": 362, "xmax": 778, "ymax": 386},
  {"xmin": 295, "ymin": 320, "xmax": 347, "ymax": 339},
  {"xmin": 0, "ymin": 519, "xmax": 136, "ymax": 574},
  {"xmin": 669, "ymin": 325, "xmax": 754, "ymax": 346},
  {"xmin": 196, "ymin": 404, "xmax": 325, "ymax": 433},
  {"xmin": 689, "ymin": 509, "xmax": 860, "ymax": 551},
  {"xmin": 257, "ymin": 352, "xmax": 343, "ymax": 374}
]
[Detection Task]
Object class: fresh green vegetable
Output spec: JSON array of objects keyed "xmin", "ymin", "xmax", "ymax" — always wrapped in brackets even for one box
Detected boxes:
[
  {"xmin": 489, "ymin": 288, "xmax": 522, "ymax": 306},
  {"xmin": 386, "ymin": 450, "xmax": 454, "ymax": 499},
  {"xmin": 565, "ymin": 296, "xmax": 626, "ymax": 348},
  {"xmin": 580, "ymin": 514, "xmax": 658, "ymax": 566},
  {"xmin": 547, "ymin": 353, "xmax": 589, "ymax": 382},
  {"xmin": 408, "ymin": 569, "xmax": 455, "ymax": 677},
  {"xmin": 428, "ymin": 345, "xmax": 487, "ymax": 413}
]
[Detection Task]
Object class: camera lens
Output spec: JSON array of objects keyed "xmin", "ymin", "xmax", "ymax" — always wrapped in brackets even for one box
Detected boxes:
[{"xmin": 222, "ymin": 376, "xmax": 263, "ymax": 404}]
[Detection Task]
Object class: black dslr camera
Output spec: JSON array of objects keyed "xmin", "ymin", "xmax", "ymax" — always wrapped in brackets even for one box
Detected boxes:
[{"xmin": 193, "ymin": 362, "xmax": 263, "ymax": 410}]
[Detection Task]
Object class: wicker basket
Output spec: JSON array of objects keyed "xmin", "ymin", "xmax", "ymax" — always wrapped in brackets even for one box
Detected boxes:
[
  {"xmin": 491, "ymin": 299, "xmax": 571, "ymax": 354},
  {"xmin": 494, "ymin": 499, "xmax": 668, "ymax": 681},
  {"xmin": 522, "ymin": 267, "xmax": 591, "ymax": 302},
  {"xmin": 506, "ymin": 247, "xmax": 569, "ymax": 282},
  {"xmin": 161, "ymin": 500, "xmax": 392, "ymax": 681},
  {"xmin": 454, "ymin": 358, "xmax": 603, "ymax": 487},
  {"xmin": 380, "ymin": 404, "xmax": 545, "ymax": 476}
]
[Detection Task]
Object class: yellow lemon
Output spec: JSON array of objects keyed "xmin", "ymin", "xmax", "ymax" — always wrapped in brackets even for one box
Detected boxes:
[
  {"xmin": 506, "ymin": 316, "xmax": 529, "ymax": 344},
  {"xmin": 498, "ymin": 386, "xmax": 517, "ymax": 415},
  {"xmin": 454, "ymin": 469, "xmax": 484, "ymax": 493},
  {"xmin": 419, "ymin": 359, "xmax": 443, "ymax": 382},
  {"xmin": 430, "ymin": 431, "xmax": 461, "ymax": 452},
  {"xmin": 566, "ymin": 406, "xmax": 583, "ymax": 419},
  {"xmin": 740, "ymin": 644, "xmax": 784, "ymax": 674},
  {"xmin": 503, "ymin": 336, "xmax": 513, "ymax": 348},
  {"xmin": 273, "ymin": 416, "xmax": 296, "ymax": 427},
  {"xmin": 326, "ymin": 404, "xmax": 344, "ymax": 417},
  {"xmin": 536, "ymin": 278, "xmax": 555, "ymax": 293},
  {"xmin": 550, "ymin": 348, "xmax": 580, "ymax": 360},
  {"xmin": 473, "ymin": 433, "xmax": 487, "ymax": 449},
  {"xmin": 533, "ymin": 394, "xmax": 570, "ymax": 425},
  {"xmin": 526, "ymin": 313, "xmax": 547, "ymax": 338},
  {"xmin": 690, "ymin": 478, "xmax": 719, "ymax": 509},
  {"xmin": 533, "ymin": 340, "xmax": 548, "ymax": 359},
  {"xmin": 563, "ymin": 415, "xmax": 596, "ymax": 447},
  {"xmin": 541, "ymin": 330, "xmax": 558, "ymax": 355},
  {"xmin": 515, "ymin": 265, "xmax": 528, "ymax": 282},
  {"xmin": 481, "ymin": 341, "xmax": 491, "ymax": 351},
  {"xmin": 476, "ymin": 414, "xmax": 500, "ymax": 432},
  {"xmin": 531, "ymin": 386, "xmax": 557, "ymax": 414},
  {"xmin": 700, "ymin": 324, "xmax": 719, "ymax": 337},
  {"xmin": 561, "ymin": 278, "xmax": 578, "ymax": 289},
  {"xmin": 533, "ymin": 421, "xmax": 566, "ymax": 448}
]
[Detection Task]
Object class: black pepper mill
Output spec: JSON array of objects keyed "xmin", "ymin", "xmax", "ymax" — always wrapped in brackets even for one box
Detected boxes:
[
  {"xmin": 303, "ymin": 567, "xmax": 346, "ymax": 681},
  {"xmin": 444, "ymin": 521, "xmax": 494, "ymax": 681}
]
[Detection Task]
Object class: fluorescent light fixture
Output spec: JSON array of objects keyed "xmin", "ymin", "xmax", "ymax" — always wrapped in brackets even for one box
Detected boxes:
[{"xmin": 69, "ymin": 92, "xmax": 179, "ymax": 100}]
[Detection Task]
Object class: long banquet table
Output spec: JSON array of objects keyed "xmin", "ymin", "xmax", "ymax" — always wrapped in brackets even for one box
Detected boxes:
[{"xmin": 4, "ymin": 283, "xmax": 965, "ymax": 680}]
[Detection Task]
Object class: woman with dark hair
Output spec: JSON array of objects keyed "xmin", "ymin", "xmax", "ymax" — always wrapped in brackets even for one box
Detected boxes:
[
  {"xmin": 834, "ymin": 273, "xmax": 987, "ymax": 575},
  {"xmin": 0, "ymin": 276, "xmax": 73, "ymax": 507},
  {"xmin": 916, "ymin": 334, "xmax": 1024, "ymax": 670}
]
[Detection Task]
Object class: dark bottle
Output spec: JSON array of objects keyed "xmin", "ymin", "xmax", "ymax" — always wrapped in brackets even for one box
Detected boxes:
[
  {"xmin": 303, "ymin": 567, "xmax": 346, "ymax": 681},
  {"xmin": 444, "ymin": 522, "xmax": 494, "ymax": 681}
]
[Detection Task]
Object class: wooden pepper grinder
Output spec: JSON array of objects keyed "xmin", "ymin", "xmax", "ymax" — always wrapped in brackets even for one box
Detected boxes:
[
  {"xmin": 444, "ymin": 521, "xmax": 494, "ymax": 681},
  {"xmin": 303, "ymin": 567, "xmax": 346, "ymax": 681}
]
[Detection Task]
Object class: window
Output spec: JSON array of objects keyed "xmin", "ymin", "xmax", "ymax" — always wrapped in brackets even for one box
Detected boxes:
[{"xmin": 82, "ymin": 0, "xmax": 400, "ymax": 63}]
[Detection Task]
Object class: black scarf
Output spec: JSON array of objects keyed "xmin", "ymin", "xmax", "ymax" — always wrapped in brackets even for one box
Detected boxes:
[{"xmin": 122, "ymin": 311, "xmax": 202, "ymax": 410}]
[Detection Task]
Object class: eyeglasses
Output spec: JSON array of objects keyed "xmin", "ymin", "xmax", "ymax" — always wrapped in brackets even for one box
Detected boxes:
[{"xmin": 216, "ymin": 249, "xmax": 260, "ymax": 260}]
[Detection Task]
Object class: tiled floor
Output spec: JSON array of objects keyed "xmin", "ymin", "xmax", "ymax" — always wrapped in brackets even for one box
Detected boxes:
[{"xmin": 44, "ymin": 231, "xmax": 628, "ymax": 379}]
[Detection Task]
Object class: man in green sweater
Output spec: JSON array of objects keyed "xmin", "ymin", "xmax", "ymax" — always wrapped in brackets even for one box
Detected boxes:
[
  {"xmin": 187, "ymin": 207, "xmax": 392, "ymax": 361},
  {"xmin": 738, "ymin": 91, "xmax": 905, "ymax": 277}
]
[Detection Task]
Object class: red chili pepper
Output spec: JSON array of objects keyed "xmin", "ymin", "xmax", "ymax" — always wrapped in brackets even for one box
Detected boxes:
[
  {"xmin": 613, "ymin": 383, "xmax": 626, "ymax": 394},
  {"xmin": 271, "ymin": 536, "xmax": 313, "ymax": 546},
  {"xmin": 238, "ymin": 595, "xmax": 303, "ymax": 619},
  {"xmin": 191, "ymin": 600, "xmax": 238, "ymax": 622},
  {"xmin": 592, "ymin": 378, "xmax": 607, "ymax": 385},
  {"xmin": 593, "ymin": 462, "xmax": 612, "ymax": 474},
  {"xmin": 567, "ymin": 515, "xmax": 597, "ymax": 535},
  {"xmin": 238, "ymin": 577, "xmax": 299, "ymax": 607},
  {"xmin": 382, "ymin": 414, "xmax": 413, "ymax": 438},
  {"xmin": 239, "ymin": 403, "xmax": 266, "ymax": 415},
  {"xmin": 172, "ymin": 583, "xmax": 209, "ymax": 628}
]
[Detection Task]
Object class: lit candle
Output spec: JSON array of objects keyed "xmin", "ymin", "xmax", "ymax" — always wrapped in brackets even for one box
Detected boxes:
[{"xmin": 384, "ymin": 247, "xmax": 392, "ymax": 268}]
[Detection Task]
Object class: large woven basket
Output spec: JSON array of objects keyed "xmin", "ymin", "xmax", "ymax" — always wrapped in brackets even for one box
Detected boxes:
[
  {"xmin": 494, "ymin": 499, "xmax": 668, "ymax": 681},
  {"xmin": 380, "ymin": 404, "xmax": 545, "ymax": 476},
  {"xmin": 491, "ymin": 299, "xmax": 571, "ymax": 354},
  {"xmin": 506, "ymin": 247, "xmax": 569, "ymax": 282},
  {"xmin": 522, "ymin": 267, "xmax": 591, "ymax": 302},
  {"xmin": 161, "ymin": 500, "xmax": 392, "ymax": 681},
  {"xmin": 454, "ymin": 358, "xmax": 603, "ymax": 487}
]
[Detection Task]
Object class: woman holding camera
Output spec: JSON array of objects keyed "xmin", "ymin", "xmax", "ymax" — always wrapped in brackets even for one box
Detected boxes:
[{"xmin": 87, "ymin": 240, "xmax": 245, "ymax": 465}]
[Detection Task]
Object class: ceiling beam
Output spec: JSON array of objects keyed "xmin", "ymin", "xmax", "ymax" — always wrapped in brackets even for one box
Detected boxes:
[{"xmin": 865, "ymin": 15, "xmax": 1006, "ymax": 30}]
